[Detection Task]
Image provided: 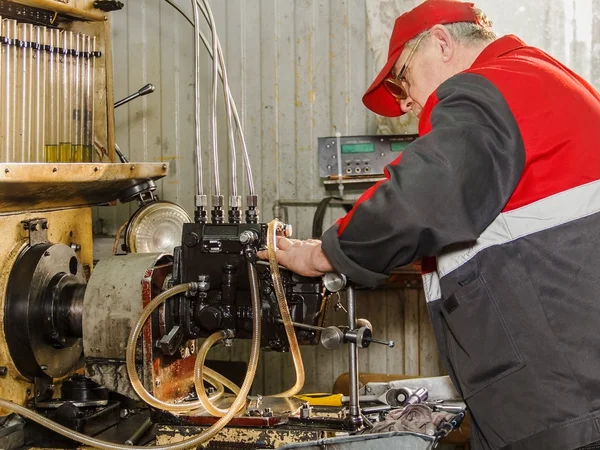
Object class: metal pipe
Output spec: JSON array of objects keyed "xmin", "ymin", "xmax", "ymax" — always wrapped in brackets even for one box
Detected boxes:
[
  {"xmin": 124, "ymin": 417, "xmax": 152, "ymax": 446},
  {"xmin": 197, "ymin": 0, "xmax": 250, "ymax": 204},
  {"xmin": 163, "ymin": 0, "xmax": 256, "ymax": 197},
  {"xmin": 191, "ymin": 0, "xmax": 203, "ymax": 197},
  {"xmin": 347, "ymin": 286, "xmax": 362, "ymax": 426},
  {"xmin": 197, "ymin": 3, "xmax": 237, "ymax": 199},
  {"xmin": 203, "ymin": 0, "xmax": 220, "ymax": 199},
  {"xmin": 275, "ymin": 318, "xmax": 325, "ymax": 333}
]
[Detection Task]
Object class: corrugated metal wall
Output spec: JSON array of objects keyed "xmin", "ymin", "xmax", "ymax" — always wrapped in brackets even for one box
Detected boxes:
[{"xmin": 97, "ymin": 0, "xmax": 442, "ymax": 394}]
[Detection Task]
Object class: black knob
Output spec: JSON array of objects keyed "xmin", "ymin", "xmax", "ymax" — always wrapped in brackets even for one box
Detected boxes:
[
  {"xmin": 198, "ymin": 306, "xmax": 222, "ymax": 331},
  {"xmin": 184, "ymin": 232, "xmax": 199, "ymax": 247}
]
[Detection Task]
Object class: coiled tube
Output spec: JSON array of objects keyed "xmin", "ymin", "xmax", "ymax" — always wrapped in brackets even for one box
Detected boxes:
[
  {"xmin": 266, "ymin": 220, "xmax": 305, "ymax": 397},
  {"xmin": 205, "ymin": 366, "xmax": 240, "ymax": 395},
  {"xmin": 194, "ymin": 331, "xmax": 245, "ymax": 417},
  {"xmin": 194, "ymin": 261, "xmax": 262, "ymax": 416},
  {"xmin": 204, "ymin": 372, "xmax": 224, "ymax": 402},
  {"xmin": 125, "ymin": 283, "xmax": 205, "ymax": 412}
]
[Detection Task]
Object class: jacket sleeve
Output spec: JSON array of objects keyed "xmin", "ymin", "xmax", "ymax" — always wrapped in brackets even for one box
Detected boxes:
[{"xmin": 321, "ymin": 73, "xmax": 526, "ymax": 287}]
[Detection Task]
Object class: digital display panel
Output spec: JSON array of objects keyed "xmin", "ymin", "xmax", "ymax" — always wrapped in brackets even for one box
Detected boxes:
[
  {"xmin": 391, "ymin": 141, "xmax": 410, "ymax": 152},
  {"xmin": 341, "ymin": 143, "xmax": 375, "ymax": 154}
]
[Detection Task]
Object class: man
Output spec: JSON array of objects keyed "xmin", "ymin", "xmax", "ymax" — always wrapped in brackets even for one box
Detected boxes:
[{"xmin": 259, "ymin": 1, "xmax": 600, "ymax": 449}]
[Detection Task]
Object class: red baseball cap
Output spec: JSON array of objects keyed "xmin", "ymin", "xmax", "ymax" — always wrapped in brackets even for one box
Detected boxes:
[{"xmin": 362, "ymin": 0, "xmax": 480, "ymax": 117}]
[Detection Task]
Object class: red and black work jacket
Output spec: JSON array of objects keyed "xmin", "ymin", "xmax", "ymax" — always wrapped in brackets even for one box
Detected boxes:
[{"xmin": 321, "ymin": 35, "xmax": 600, "ymax": 450}]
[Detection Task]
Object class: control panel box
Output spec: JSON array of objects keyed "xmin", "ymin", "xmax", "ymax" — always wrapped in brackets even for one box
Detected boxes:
[{"xmin": 318, "ymin": 134, "xmax": 418, "ymax": 179}]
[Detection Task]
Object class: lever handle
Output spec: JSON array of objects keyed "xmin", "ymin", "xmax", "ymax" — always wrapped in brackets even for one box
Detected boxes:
[
  {"xmin": 114, "ymin": 83, "xmax": 155, "ymax": 108},
  {"xmin": 365, "ymin": 336, "xmax": 396, "ymax": 348},
  {"xmin": 137, "ymin": 83, "xmax": 155, "ymax": 97}
]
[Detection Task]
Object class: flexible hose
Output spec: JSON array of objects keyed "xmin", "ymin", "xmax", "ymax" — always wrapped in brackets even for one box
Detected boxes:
[
  {"xmin": 204, "ymin": 366, "xmax": 240, "ymax": 395},
  {"xmin": 194, "ymin": 332, "xmax": 245, "ymax": 417},
  {"xmin": 267, "ymin": 220, "xmax": 305, "ymax": 397},
  {"xmin": 204, "ymin": 372, "xmax": 224, "ymax": 402},
  {"xmin": 125, "ymin": 283, "xmax": 206, "ymax": 412},
  {"xmin": 0, "ymin": 269, "xmax": 263, "ymax": 449}
]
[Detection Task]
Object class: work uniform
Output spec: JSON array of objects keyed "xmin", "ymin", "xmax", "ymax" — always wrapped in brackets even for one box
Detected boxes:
[{"xmin": 321, "ymin": 35, "xmax": 600, "ymax": 450}]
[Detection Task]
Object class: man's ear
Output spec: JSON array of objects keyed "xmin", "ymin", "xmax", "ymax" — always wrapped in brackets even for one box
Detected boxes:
[{"xmin": 430, "ymin": 24, "xmax": 455, "ymax": 63}]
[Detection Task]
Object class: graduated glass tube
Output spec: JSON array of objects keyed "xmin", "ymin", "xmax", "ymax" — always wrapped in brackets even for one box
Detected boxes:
[
  {"xmin": 59, "ymin": 30, "xmax": 73, "ymax": 162},
  {"xmin": 32, "ymin": 26, "xmax": 46, "ymax": 163},
  {"xmin": 17, "ymin": 23, "xmax": 33, "ymax": 162},
  {"xmin": 45, "ymin": 28, "xmax": 59, "ymax": 162},
  {"xmin": 71, "ymin": 33, "xmax": 82, "ymax": 162},
  {"xmin": 2, "ymin": 19, "xmax": 18, "ymax": 162},
  {"xmin": 82, "ymin": 35, "xmax": 91, "ymax": 162},
  {"xmin": 82, "ymin": 36, "xmax": 95, "ymax": 162}
]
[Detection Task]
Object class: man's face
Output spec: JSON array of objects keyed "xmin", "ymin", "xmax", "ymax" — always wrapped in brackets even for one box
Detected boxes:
[{"xmin": 391, "ymin": 29, "xmax": 452, "ymax": 118}]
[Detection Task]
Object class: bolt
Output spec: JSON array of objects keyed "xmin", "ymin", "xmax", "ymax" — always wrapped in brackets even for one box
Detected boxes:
[
  {"xmin": 40, "ymin": 365, "xmax": 48, "ymax": 370},
  {"xmin": 162, "ymin": 164, "xmax": 167, "ymax": 170},
  {"xmin": 155, "ymin": 379, "xmax": 161, "ymax": 386},
  {"xmin": 130, "ymin": 165, "xmax": 134, "ymax": 171},
  {"xmin": 71, "ymin": 243, "xmax": 81, "ymax": 252},
  {"xmin": 41, "ymin": 221, "xmax": 49, "ymax": 230},
  {"xmin": 0, "ymin": 366, "xmax": 7, "ymax": 377},
  {"xmin": 44, "ymin": 250, "xmax": 50, "ymax": 256}
]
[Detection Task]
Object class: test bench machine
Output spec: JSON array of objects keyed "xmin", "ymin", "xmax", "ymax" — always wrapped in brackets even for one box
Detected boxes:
[{"xmin": 0, "ymin": 1, "xmax": 466, "ymax": 449}]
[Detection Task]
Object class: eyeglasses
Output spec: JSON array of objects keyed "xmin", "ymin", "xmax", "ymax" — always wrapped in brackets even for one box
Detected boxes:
[{"xmin": 384, "ymin": 32, "xmax": 428, "ymax": 103}]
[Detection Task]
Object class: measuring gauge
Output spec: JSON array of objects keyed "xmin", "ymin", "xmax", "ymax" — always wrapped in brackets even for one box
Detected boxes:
[{"xmin": 125, "ymin": 201, "xmax": 191, "ymax": 254}]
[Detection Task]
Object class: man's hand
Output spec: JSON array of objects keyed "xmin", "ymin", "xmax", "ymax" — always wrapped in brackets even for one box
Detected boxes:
[{"xmin": 256, "ymin": 237, "xmax": 334, "ymax": 277}]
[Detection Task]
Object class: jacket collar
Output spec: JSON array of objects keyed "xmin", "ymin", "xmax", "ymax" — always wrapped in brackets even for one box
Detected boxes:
[{"xmin": 471, "ymin": 34, "xmax": 527, "ymax": 68}]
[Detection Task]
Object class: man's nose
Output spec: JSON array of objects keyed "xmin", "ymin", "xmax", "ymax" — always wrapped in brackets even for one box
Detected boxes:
[{"xmin": 400, "ymin": 95, "xmax": 413, "ymax": 114}]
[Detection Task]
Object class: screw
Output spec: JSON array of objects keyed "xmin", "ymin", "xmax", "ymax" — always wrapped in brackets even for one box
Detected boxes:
[
  {"xmin": 40, "ymin": 365, "xmax": 48, "ymax": 370},
  {"xmin": 130, "ymin": 165, "xmax": 135, "ymax": 171},
  {"xmin": 94, "ymin": 166, "xmax": 99, "ymax": 172},
  {"xmin": 4, "ymin": 168, "xmax": 8, "ymax": 174},
  {"xmin": 42, "ymin": 221, "xmax": 49, "ymax": 230},
  {"xmin": 44, "ymin": 250, "xmax": 50, "ymax": 256},
  {"xmin": 162, "ymin": 164, "xmax": 167, "ymax": 170},
  {"xmin": 71, "ymin": 243, "xmax": 81, "ymax": 252},
  {"xmin": 0, "ymin": 366, "xmax": 7, "ymax": 377},
  {"xmin": 53, "ymin": 167, "xmax": 57, "ymax": 172},
  {"xmin": 155, "ymin": 379, "xmax": 161, "ymax": 386}
]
